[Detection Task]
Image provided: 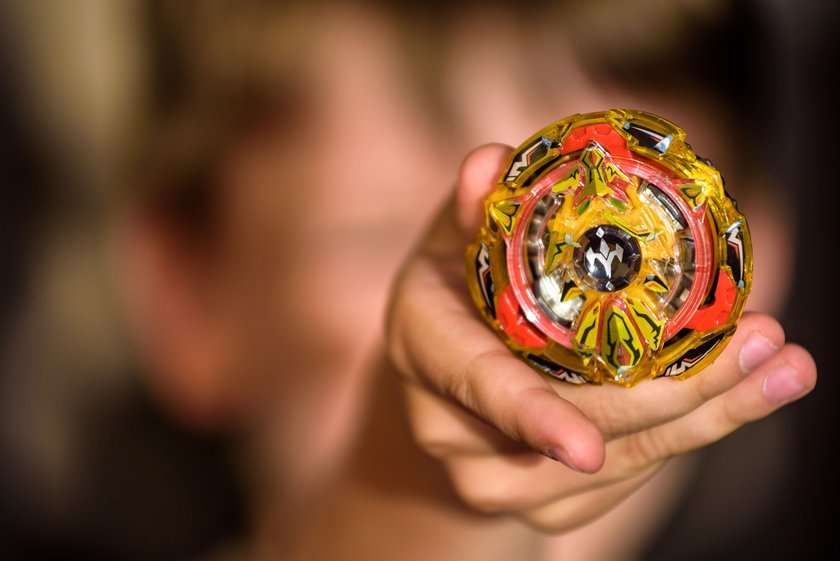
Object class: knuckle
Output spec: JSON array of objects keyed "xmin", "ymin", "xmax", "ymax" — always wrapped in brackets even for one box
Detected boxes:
[
  {"xmin": 446, "ymin": 370, "xmax": 475, "ymax": 411},
  {"xmin": 447, "ymin": 463, "xmax": 521, "ymax": 515},
  {"xmin": 383, "ymin": 267, "xmax": 407, "ymax": 342},
  {"xmin": 386, "ymin": 329, "xmax": 413, "ymax": 380},
  {"xmin": 691, "ymin": 371, "xmax": 720, "ymax": 405},
  {"xmin": 451, "ymin": 479, "xmax": 508, "ymax": 515},
  {"xmin": 384, "ymin": 309, "xmax": 410, "ymax": 379},
  {"xmin": 403, "ymin": 386, "xmax": 454, "ymax": 456},
  {"xmin": 718, "ymin": 394, "xmax": 746, "ymax": 430},
  {"xmin": 519, "ymin": 490, "xmax": 642, "ymax": 534},
  {"xmin": 622, "ymin": 429, "xmax": 670, "ymax": 470},
  {"xmin": 383, "ymin": 262, "xmax": 423, "ymax": 379},
  {"xmin": 455, "ymin": 350, "xmax": 521, "ymax": 441},
  {"xmin": 408, "ymin": 416, "xmax": 461, "ymax": 459},
  {"xmin": 404, "ymin": 384, "xmax": 500, "ymax": 459},
  {"xmin": 518, "ymin": 506, "xmax": 582, "ymax": 534},
  {"xmin": 575, "ymin": 390, "xmax": 625, "ymax": 439},
  {"xmin": 414, "ymin": 439, "xmax": 457, "ymax": 460},
  {"xmin": 453, "ymin": 349, "xmax": 499, "ymax": 410}
]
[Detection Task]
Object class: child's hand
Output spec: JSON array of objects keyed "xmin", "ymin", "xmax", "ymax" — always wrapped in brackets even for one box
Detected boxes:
[{"xmin": 386, "ymin": 144, "xmax": 817, "ymax": 532}]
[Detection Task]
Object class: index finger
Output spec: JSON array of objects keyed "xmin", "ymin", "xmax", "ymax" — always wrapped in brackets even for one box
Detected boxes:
[{"xmin": 388, "ymin": 145, "xmax": 606, "ymax": 473}]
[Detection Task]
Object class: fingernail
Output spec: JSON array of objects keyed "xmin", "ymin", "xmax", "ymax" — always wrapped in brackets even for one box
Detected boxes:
[
  {"xmin": 739, "ymin": 333, "xmax": 778, "ymax": 373},
  {"xmin": 762, "ymin": 364, "xmax": 806, "ymax": 404},
  {"xmin": 546, "ymin": 446, "xmax": 585, "ymax": 473}
]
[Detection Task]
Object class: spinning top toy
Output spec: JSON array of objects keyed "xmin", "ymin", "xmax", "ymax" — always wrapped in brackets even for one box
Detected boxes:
[{"xmin": 466, "ymin": 109, "xmax": 751, "ymax": 387}]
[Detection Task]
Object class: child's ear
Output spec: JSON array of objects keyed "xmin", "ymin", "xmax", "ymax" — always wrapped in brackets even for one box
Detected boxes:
[{"xmin": 113, "ymin": 208, "xmax": 240, "ymax": 430}]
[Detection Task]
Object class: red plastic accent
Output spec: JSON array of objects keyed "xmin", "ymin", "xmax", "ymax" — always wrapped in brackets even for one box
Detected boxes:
[
  {"xmin": 684, "ymin": 270, "xmax": 738, "ymax": 331},
  {"xmin": 496, "ymin": 285, "xmax": 547, "ymax": 349},
  {"xmin": 561, "ymin": 124, "xmax": 632, "ymax": 157}
]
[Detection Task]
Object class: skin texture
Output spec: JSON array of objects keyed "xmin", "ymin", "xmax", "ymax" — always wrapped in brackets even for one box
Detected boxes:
[
  {"xmin": 283, "ymin": 145, "xmax": 816, "ymax": 561},
  {"xmin": 383, "ymin": 144, "xmax": 816, "ymax": 534}
]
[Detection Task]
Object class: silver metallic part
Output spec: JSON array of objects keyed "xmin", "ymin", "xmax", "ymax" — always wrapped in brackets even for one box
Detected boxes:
[{"xmin": 535, "ymin": 274, "xmax": 584, "ymax": 323}]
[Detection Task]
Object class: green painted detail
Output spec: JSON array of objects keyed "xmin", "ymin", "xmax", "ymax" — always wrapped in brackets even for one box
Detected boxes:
[
  {"xmin": 490, "ymin": 201, "xmax": 521, "ymax": 235},
  {"xmin": 577, "ymin": 199, "xmax": 591, "ymax": 215}
]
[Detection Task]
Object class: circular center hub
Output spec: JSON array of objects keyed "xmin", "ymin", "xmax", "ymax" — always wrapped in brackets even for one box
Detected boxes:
[{"xmin": 574, "ymin": 225, "xmax": 641, "ymax": 292}]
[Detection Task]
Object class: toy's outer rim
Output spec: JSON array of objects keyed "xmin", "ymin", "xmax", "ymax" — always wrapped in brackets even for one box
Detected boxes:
[{"xmin": 465, "ymin": 109, "xmax": 753, "ymax": 387}]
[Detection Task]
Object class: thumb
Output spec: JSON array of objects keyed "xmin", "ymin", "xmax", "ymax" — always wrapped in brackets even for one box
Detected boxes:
[
  {"xmin": 455, "ymin": 143, "xmax": 514, "ymax": 238},
  {"xmin": 419, "ymin": 143, "xmax": 513, "ymax": 258}
]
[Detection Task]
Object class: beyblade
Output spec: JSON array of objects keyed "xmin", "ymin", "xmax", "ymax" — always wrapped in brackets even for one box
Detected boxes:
[{"xmin": 466, "ymin": 109, "xmax": 751, "ymax": 387}]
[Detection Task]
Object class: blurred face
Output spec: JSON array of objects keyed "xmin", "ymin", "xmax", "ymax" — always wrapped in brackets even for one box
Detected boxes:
[
  {"xmin": 135, "ymin": 2, "xmax": 789, "ymax": 500},
  {"xmin": 208, "ymin": 7, "xmax": 601, "ymax": 413},
  {"xmin": 203, "ymin": 6, "xmax": 457, "ymax": 489}
]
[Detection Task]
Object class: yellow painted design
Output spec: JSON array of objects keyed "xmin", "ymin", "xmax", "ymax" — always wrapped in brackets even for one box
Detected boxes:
[
  {"xmin": 490, "ymin": 201, "xmax": 521, "ymax": 235},
  {"xmin": 602, "ymin": 305, "xmax": 643, "ymax": 373},
  {"xmin": 544, "ymin": 230, "xmax": 567, "ymax": 274},
  {"xmin": 561, "ymin": 281, "xmax": 583, "ymax": 302},
  {"xmin": 626, "ymin": 298, "xmax": 664, "ymax": 351},
  {"xmin": 605, "ymin": 211, "xmax": 661, "ymax": 241},
  {"xmin": 679, "ymin": 182, "xmax": 707, "ymax": 210},
  {"xmin": 574, "ymin": 302, "xmax": 601, "ymax": 352},
  {"xmin": 580, "ymin": 144, "xmax": 630, "ymax": 200},
  {"xmin": 643, "ymin": 276, "xmax": 669, "ymax": 293},
  {"xmin": 551, "ymin": 166, "xmax": 581, "ymax": 193}
]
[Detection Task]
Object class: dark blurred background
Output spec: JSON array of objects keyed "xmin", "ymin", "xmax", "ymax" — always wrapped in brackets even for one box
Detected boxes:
[{"xmin": 0, "ymin": 1, "xmax": 837, "ymax": 560}]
